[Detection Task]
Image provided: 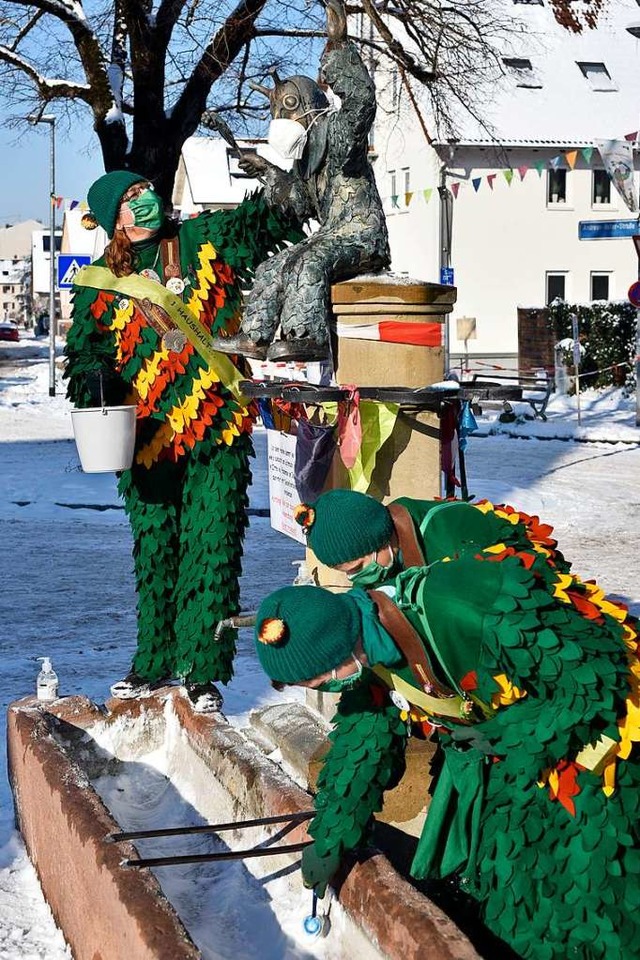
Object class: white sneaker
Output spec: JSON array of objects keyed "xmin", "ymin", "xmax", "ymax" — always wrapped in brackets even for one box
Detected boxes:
[{"xmin": 185, "ymin": 683, "xmax": 224, "ymax": 714}]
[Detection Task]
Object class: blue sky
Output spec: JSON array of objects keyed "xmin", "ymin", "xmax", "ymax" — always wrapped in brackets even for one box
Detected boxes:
[{"xmin": 0, "ymin": 121, "xmax": 104, "ymax": 227}]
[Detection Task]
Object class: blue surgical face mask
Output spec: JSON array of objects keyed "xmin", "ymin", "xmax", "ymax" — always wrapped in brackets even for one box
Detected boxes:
[
  {"xmin": 316, "ymin": 654, "xmax": 363, "ymax": 693},
  {"xmin": 126, "ymin": 188, "xmax": 164, "ymax": 231},
  {"xmin": 347, "ymin": 547, "xmax": 401, "ymax": 589}
]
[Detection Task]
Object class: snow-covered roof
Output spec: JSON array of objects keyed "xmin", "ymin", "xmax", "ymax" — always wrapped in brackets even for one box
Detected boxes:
[
  {"xmin": 430, "ymin": 0, "xmax": 640, "ymax": 147},
  {"xmin": 175, "ymin": 136, "xmax": 291, "ymax": 208},
  {"xmin": 0, "ymin": 219, "xmax": 44, "ymax": 259},
  {"xmin": 61, "ymin": 208, "xmax": 102, "ymax": 257}
]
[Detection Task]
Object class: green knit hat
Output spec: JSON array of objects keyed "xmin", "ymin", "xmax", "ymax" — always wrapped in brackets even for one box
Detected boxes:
[
  {"xmin": 294, "ymin": 490, "xmax": 394, "ymax": 566},
  {"xmin": 86, "ymin": 170, "xmax": 147, "ymax": 237},
  {"xmin": 254, "ymin": 586, "xmax": 360, "ymax": 683}
]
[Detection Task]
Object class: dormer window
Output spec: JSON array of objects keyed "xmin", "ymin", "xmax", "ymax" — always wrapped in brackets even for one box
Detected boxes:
[
  {"xmin": 503, "ymin": 58, "xmax": 543, "ymax": 88},
  {"xmin": 577, "ymin": 62, "xmax": 617, "ymax": 92}
]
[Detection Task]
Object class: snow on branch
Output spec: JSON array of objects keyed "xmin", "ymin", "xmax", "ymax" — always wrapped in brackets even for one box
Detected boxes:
[{"xmin": 0, "ymin": 44, "xmax": 91, "ymax": 99}]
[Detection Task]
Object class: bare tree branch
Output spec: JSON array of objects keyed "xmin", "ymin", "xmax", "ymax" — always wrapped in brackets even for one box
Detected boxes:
[
  {"xmin": 170, "ymin": 0, "xmax": 268, "ymax": 140},
  {"xmin": 9, "ymin": 8, "xmax": 44, "ymax": 50},
  {"xmin": 0, "ymin": 43, "xmax": 91, "ymax": 100}
]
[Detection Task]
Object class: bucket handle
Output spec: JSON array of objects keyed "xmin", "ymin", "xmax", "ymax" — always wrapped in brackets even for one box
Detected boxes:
[{"xmin": 99, "ymin": 370, "xmax": 108, "ymax": 416}]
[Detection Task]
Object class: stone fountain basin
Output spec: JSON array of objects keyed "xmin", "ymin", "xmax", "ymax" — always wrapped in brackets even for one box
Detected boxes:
[{"xmin": 7, "ymin": 689, "xmax": 478, "ymax": 960}]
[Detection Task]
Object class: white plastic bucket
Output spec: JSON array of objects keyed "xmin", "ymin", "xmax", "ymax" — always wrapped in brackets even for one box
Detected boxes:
[{"xmin": 71, "ymin": 405, "xmax": 137, "ymax": 473}]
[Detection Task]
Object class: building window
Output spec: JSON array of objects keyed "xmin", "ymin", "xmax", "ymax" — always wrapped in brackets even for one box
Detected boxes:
[
  {"xmin": 547, "ymin": 169, "xmax": 567, "ymax": 204},
  {"xmin": 42, "ymin": 235, "xmax": 62, "ymax": 253},
  {"xmin": 389, "ymin": 170, "xmax": 398, "ymax": 208},
  {"xmin": 503, "ymin": 58, "xmax": 543, "ymax": 88},
  {"xmin": 577, "ymin": 62, "xmax": 617, "ymax": 92},
  {"xmin": 546, "ymin": 273, "xmax": 567, "ymax": 303},
  {"xmin": 402, "ymin": 167, "xmax": 411, "ymax": 206},
  {"xmin": 591, "ymin": 273, "xmax": 610, "ymax": 301},
  {"xmin": 592, "ymin": 170, "xmax": 611, "ymax": 204}
]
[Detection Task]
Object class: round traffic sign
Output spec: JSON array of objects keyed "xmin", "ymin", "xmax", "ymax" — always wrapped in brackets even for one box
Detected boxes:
[{"xmin": 628, "ymin": 281, "xmax": 640, "ymax": 307}]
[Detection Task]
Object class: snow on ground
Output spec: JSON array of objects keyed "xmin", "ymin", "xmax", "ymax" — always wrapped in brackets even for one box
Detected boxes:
[{"xmin": 0, "ymin": 334, "xmax": 638, "ymax": 957}]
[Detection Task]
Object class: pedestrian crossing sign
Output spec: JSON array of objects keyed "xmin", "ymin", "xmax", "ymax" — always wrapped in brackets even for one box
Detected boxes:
[{"xmin": 57, "ymin": 254, "xmax": 91, "ymax": 289}]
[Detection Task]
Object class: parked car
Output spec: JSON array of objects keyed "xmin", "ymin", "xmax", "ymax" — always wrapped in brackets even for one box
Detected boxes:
[{"xmin": 0, "ymin": 321, "xmax": 20, "ymax": 342}]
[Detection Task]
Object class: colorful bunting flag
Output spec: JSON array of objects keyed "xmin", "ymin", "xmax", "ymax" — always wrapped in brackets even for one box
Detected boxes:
[
  {"xmin": 487, "ymin": 174, "xmax": 497, "ymax": 190},
  {"xmin": 565, "ymin": 150, "xmax": 578, "ymax": 170},
  {"xmin": 535, "ymin": 161, "xmax": 546, "ymax": 177},
  {"xmin": 391, "ymin": 195, "xmax": 400, "ymax": 209},
  {"xmin": 503, "ymin": 169, "xmax": 514, "ymax": 186},
  {"xmin": 624, "ymin": 131, "xmax": 638, "ymax": 142},
  {"xmin": 517, "ymin": 166, "xmax": 528, "ymax": 181},
  {"xmin": 581, "ymin": 147, "xmax": 593, "ymax": 165},
  {"xmin": 451, "ymin": 182, "xmax": 460, "ymax": 199},
  {"xmin": 423, "ymin": 188, "xmax": 433, "ymax": 203},
  {"xmin": 405, "ymin": 191, "xmax": 413, "ymax": 206},
  {"xmin": 472, "ymin": 178, "xmax": 481, "ymax": 192},
  {"xmin": 549, "ymin": 155, "xmax": 564, "ymax": 170}
]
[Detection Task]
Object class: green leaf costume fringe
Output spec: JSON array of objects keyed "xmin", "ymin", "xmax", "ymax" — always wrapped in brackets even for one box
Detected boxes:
[
  {"xmin": 307, "ymin": 549, "xmax": 640, "ymax": 959},
  {"xmin": 65, "ymin": 192, "xmax": 303, "ymax": 683}
]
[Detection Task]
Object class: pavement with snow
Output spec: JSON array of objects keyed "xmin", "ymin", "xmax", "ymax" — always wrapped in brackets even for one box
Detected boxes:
[{"xmin": 0, "ymin": 335, "xmax": 638, "ymax": 957}]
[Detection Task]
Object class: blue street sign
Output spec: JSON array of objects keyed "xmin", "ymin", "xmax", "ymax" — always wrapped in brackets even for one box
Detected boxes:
[
  {"xmin": 57, "ymin": 254, "xmax": 91, "ymax": 289},
  {"xmin": 440, "ymin": 266, "xmax": 455, "ymax": 286},
  {"xmin": 578, "ymin": 219, "xmax": 640, "ymax": 240}
]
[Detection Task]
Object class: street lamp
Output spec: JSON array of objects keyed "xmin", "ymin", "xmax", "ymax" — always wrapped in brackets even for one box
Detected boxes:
[{"xmin": 28, "ymin": 113, "xmax": 57, "ymax": 397}]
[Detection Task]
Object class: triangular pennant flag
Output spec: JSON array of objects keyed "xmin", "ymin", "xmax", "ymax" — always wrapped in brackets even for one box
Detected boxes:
[
  {"xmin": 55, "ymin": 196, "xmax": 63, "ymax": 209},
  {"xmin": 79, "ymin": 200, "xmax": 89, "ymax": 211},
  {"xmin": 624, "ymin": 131, "xmax": 638, "ymax": 142},
  {"xmin": 472, "ymin": 177, "xmax": 481, "ymax": 192},
  {"xmin": 391, "ymin": 195, "xmax": 399, "ymax": 209},
  {"xmin": 405, "ymin": 191, "xmax": 413, "ymax": 206},
  {"xmin": 451, "ymin": 182, "xmax": 461, "ymax": 199},
  {"xmin": 549, "ymin": 155, "xmax": 564, "ymax": 170},
  {"xmin": 581, "ymin": 147, "xmax": 594, "ymax": 164},
  {"xmin": 535, "ymin": 161, "xmax": 546, "ymax": 177},
  {"xmin": 70, "ymin": 199, "xmax": 79, "ymax": 210},
  {"xmin": 518, "ymin": 165, "xmax": 528, "ymax": 181},
  {"xmin": 595, "ymin": 139, "xmax": 637, "ymax": 212},
  {"xmin": 503, "ymin": 169, "xmax": 514, "ymax": 186},
  {"xmin": 423, "ymin": 188, "xmax": 433, "ymax": 203},
  {"xmin": 565, "ymin": 150, "xmax": 578, "ymax": 170},
  {"xmin": 487, "ymin": 174, "xmax": 497, "ymax": 190}
]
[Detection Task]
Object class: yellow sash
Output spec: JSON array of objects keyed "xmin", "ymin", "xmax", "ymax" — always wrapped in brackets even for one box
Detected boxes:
[
  {"xmin": 74, "ymin": 264, "xmax": 247, "ymax": 405},
  {"xmin": 372, "ymin": 664, "xmax": 467, "ymax": 720}
]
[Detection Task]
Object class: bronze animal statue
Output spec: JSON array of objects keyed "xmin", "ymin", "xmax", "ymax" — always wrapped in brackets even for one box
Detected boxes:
[{"xmin": 214, "ymin": 0, "xmax": 390, "ymax": 363}]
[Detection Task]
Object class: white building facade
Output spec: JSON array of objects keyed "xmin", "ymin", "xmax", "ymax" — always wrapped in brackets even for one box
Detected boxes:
[{"xmin": 367, "ymin": 0, "xmax": 640, "ymax": 368}]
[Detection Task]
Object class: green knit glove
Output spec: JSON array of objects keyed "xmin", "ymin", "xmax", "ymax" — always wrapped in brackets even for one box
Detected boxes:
[{"xmin": 301, "ymin": 844, "xmax": 342, "ymax": 897}]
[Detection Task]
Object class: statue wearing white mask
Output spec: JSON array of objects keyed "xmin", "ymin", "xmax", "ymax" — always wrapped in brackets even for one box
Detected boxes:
[{"xmin": 214, "ymin": 0, "xmax": 390, "ymax": 363}]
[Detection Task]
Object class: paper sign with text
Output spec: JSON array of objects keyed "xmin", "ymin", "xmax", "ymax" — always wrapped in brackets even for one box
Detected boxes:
[{"xmin": 267, "ymin": 431, "xmax": 306, "ymax": 544}]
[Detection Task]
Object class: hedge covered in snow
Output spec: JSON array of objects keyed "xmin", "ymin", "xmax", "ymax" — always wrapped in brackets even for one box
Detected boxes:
[{"xmin": 548, "ymin": 300, "xmax": 636, "ymax": 394}]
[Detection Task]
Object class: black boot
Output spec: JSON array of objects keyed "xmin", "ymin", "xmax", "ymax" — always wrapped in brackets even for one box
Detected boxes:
[
  {"xmin": 110, "ymin": 670, "xmax": 172, "ymax": 700},
  {"xmin": 266, "ymin": 338, "xmax": 329, "ymax": 362},
  {"xmin": 212, "ymin": 333, "xmax": 269, "ymax": 360}
]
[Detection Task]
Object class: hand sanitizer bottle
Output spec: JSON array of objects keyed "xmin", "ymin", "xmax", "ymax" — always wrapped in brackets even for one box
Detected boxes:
[
  {"xmin": 292, "ymin": 559, "xmax": 316, "ymax": 586},
  {"xmin": 36, "ymin": 657, "xmax": 59, "ymax": 702}
]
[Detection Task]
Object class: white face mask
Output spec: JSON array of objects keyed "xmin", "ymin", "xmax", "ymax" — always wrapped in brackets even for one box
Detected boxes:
[
  {"xmin": 267, "ymin": 117, "xmax": 308, "ymax": 160},
  {"xmin": 267, "ymin": 100, "xmax": 338, "ymax": 161}
]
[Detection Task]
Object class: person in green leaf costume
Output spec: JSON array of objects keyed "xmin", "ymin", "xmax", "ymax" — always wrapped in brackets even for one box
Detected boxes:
[
  {"xmin": 293, "ymin": 488, "xmax": 571, "ymax": 588},
  {"xmin": 65, "ymin": 170, "xmax": 302, "ymax": 711},
  {"xmin": 253, "ymin": 545, "xmax": 640, "ymax": 960}
]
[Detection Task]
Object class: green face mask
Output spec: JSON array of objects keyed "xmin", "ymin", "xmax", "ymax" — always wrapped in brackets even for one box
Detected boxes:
[
  {"xmin": 347, "ymin": 549, "xmax": 401, "ymax": 589},
  {"xmin": 316, "ymin": 655, "xmax": 363, "ymax": 693},
  {"xmin": 127, "ymin": 189, "xmax": 164, "ymax": 231}
]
